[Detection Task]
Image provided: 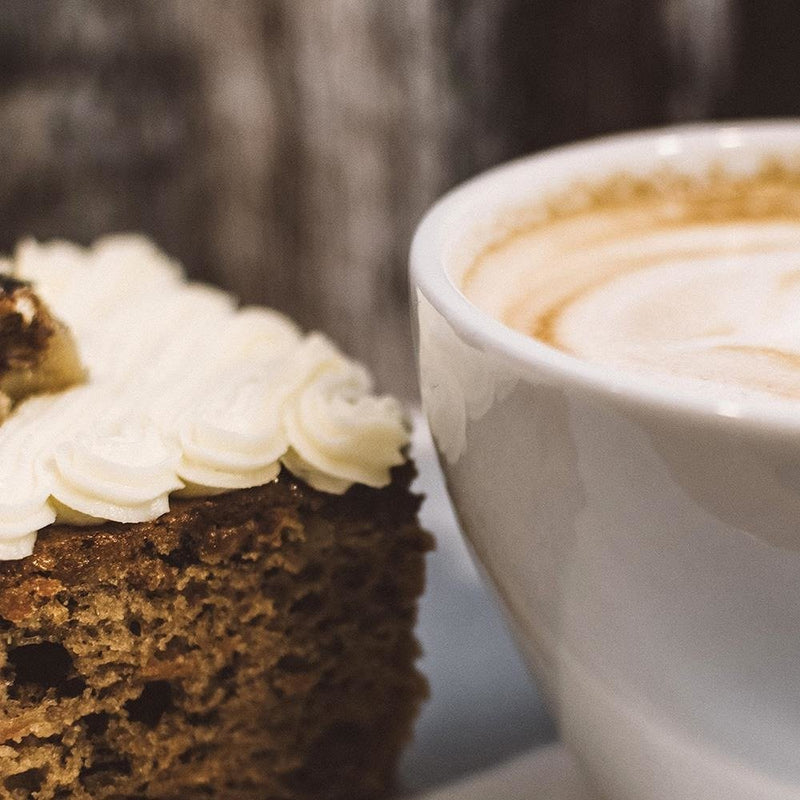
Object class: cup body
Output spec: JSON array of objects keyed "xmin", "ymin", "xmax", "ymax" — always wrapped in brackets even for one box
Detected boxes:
[{"xmin": 411, "ymin": 122, "xmax": 800, "ymax": 800}]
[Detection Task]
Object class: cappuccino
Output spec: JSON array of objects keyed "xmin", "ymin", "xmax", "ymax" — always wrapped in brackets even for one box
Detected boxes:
[
  {"xmin": 414, "ymin": 125, "xmax": 800, "ymax": 800},
  {"xmin": 460, "ymin": 166, "xmax": 800, "ymax": 403}
]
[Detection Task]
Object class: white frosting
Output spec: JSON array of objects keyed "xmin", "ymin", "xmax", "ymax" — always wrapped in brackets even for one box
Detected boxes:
[
  {"xmin": 282, "ymin": 335, "xmax": 408, "ymax": 493},
  {"xmin": 0, "ymin": 235, "xmax": 409, "ymax": 560},
  {"xmin": 462, "ymin": 206, "xmax": 800, "ymax": 404},
  {"xmin": 51, "ymin": 417, "xmax": 184, "ymax": 523}
]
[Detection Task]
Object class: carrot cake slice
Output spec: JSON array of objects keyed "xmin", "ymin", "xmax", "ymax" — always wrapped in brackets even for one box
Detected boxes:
[{"xmin": 0, "ymin": 236, "xmax": 432, "ymax": 800}]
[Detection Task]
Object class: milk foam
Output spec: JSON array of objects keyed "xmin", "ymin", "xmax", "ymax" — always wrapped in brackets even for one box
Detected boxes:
[{"xmin": 460, "ymin": 176, "xmax": 800, "ymax": 403}]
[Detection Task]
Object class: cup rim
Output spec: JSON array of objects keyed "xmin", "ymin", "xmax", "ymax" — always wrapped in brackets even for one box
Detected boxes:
[{"xmin": 410, "ymin": 119, "xmax": 800, "ymax": 436}]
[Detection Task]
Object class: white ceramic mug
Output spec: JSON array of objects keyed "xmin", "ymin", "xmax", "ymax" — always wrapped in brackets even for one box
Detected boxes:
[{"xmin": 411, "ymin": 121, "xmax": 800, "ymax": 800}]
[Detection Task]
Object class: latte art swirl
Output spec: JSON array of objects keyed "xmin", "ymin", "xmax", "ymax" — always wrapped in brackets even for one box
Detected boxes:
[{"xmin": 460, "ymin": 171, "xmax": 800, "ymax": 403}]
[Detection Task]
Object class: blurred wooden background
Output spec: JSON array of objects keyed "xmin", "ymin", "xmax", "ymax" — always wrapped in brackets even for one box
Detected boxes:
[{"xmin": 0, "ymin": 0, "xmax": 795, "ymax": 397}]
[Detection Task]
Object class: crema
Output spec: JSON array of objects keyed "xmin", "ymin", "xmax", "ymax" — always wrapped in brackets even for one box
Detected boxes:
[{"xmin": 460, "ymin": 167, "xmax": 800, "ymax": 403}]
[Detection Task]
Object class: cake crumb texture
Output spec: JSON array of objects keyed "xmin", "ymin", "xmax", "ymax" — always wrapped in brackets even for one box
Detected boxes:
[{"xmin": 0, "ymin": 464, "xmax": 431, "ymax": 800}]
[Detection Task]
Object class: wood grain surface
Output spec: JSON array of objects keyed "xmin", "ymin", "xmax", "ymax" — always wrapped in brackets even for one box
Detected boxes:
[{"xmin": 0, "ymin": 0, "xmax": 791, "ymax": 397}]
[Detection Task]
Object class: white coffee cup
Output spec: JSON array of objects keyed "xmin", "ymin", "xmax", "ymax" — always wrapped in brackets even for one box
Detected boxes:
[{"xmin": 411, "ymin": 121, "xmax": 800, "ymax": 800}]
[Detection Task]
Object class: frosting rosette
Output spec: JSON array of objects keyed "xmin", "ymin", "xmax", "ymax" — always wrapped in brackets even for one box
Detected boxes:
[
  {"xmin": 176, "ymin": 372, "xmax": 289, "ymax": 494},
  {"xmin": 0, "ymin": 457, "xmax": 55, "ymax": 560},
  {"xmin": 0, "ymin": 398, "xmax": 61, "ymax": 558},
  {"xmin": 49, "ymin": 421, "xmax": 184, "ymax": 524},
  {"xmin": 282, "ymin": 336, "xmax": 408, "ymax": 494},
  {"xmin": 219, "ymin": 307, "xmax": 302, "ymax": 362}
]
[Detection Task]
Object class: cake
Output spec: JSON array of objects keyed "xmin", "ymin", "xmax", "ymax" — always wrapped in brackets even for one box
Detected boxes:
[{"xmin": 0, "ymin": 237, "xmax": 432, "ymax": 800}]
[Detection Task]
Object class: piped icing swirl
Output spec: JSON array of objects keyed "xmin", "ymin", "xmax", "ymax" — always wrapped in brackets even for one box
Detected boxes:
[{"xmin": 0, "ymin": 235, "xmax": 409, "ymax": 560}]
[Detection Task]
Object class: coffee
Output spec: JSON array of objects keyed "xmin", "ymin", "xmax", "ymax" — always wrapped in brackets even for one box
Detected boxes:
[{"xmin": 460, "ymin": 165, "xmax": 800, "ymax": 403}]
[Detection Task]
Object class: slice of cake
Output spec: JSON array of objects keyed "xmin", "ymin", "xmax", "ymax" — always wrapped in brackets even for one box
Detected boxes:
[{"xmin": 0, "ymin": 237, "xmax": 432, "ymax": 800}]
